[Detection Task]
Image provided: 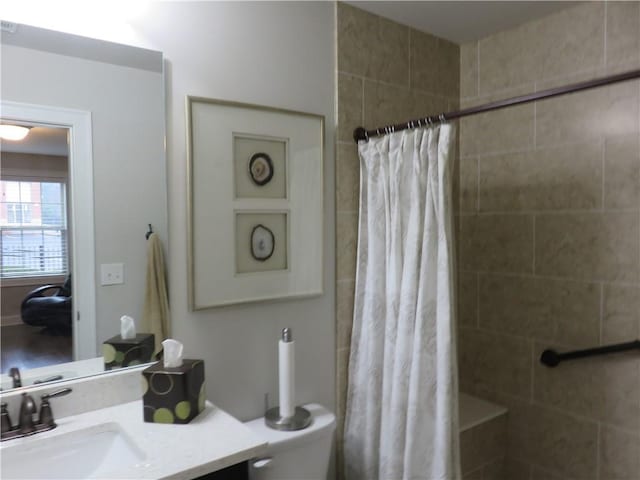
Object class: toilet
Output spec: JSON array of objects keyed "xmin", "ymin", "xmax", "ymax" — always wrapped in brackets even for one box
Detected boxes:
[{"xmin": 243, "ymin": 403, "xmax": 336, "ymax": 480}]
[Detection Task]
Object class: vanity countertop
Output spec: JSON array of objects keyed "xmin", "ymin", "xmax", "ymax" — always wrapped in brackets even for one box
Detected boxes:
[{"xmin": 1, "ymin": 400, "xmax": 268, "ymax": 479}]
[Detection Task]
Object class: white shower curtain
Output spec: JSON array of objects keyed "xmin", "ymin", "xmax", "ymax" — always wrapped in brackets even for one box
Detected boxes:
[{"xmin": 344, "ymin": 124, "xmax": 460, "ymax": 480}]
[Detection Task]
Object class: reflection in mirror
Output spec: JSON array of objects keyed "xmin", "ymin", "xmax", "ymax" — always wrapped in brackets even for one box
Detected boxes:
[
  {"xmin": 0, "ymin": 23, "xmax": 168, "ymax": 391},
  {"xmin": 1, "ymin": 125, "xmax": 73, "ymax": 377}
]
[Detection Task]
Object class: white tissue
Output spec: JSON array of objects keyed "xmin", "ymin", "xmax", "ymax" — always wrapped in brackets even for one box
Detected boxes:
[
  {"xmin": 279, "ymin": 338, "xmax": 295, "ymax": 418},
  {"xmin": 120, "ymin": 315, "xmax": 136, "ymax": 340},
  {"xmin": 162, "ymin": 339, "xmax": 184, "ymax": 368}
]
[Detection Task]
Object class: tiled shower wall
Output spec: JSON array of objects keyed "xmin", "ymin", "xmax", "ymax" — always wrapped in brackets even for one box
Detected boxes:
[
  {"xmin": 335, "ymin": 2, "xmax": 459, "ymax": 475},
  {"xmin": 458, "ymin": 2, "xmax": 640, "ymax": 479}
]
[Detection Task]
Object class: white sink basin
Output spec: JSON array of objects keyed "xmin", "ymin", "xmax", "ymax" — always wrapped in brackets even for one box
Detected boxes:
[{"xmin": 1, "ymin": 422, "xmax": 146, "ymax": 479}]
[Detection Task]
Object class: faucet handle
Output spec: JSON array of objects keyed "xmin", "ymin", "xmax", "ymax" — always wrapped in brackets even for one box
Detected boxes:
[
  {"xmin": 9, "ymin": 367, "xmax": 22, "ymax": 388},
  {"xmin": 38, "ymin": 388, "xmax": 72, "ymax": 428},
  {"xmin": 1, "ymin": 402, "xmax": 12, "ymax": 434}
]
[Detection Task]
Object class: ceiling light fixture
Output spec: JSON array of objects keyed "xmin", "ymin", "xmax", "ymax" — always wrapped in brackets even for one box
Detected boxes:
[{"xmin": 0, "ymin": 125, "xmax": 31, "ymax": 141}]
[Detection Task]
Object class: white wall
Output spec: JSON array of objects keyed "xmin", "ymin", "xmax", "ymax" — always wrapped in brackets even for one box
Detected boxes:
[{"xmin": 133, "ymin": 1, "xmax": 337, "ymax": 421}]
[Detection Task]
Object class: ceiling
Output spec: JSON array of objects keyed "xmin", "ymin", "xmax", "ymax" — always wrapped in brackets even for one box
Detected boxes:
[
  {"xmin": 346, "ymin": 1, "xmax": 576, "ymax": 44},
  {"xmin": 1, "ymin": 125, "xmax": 69, "ymax": 156}
]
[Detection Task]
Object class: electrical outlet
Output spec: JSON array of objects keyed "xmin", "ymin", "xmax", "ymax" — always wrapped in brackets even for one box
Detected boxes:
[{"xmin": 100, "ymin": 263, "xmax": 124, "ymax": 286}]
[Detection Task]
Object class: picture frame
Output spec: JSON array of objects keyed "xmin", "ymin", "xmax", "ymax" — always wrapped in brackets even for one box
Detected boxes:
[{"xmin": 186, "ymin": 96, "xmax": 324, "ymax": 310}]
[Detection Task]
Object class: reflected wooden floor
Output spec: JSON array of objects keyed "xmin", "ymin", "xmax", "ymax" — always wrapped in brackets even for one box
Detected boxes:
[{"xmin": 0, "ymin": 324, "xmax": 72, "ymax": 374}]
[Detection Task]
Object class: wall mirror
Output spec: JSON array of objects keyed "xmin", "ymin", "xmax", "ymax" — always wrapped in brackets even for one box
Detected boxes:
[{"xmin": 0, "ymin": 22, "xmax": 168, "ymax": 391}]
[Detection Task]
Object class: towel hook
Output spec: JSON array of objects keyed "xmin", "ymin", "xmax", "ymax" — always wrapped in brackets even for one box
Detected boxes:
[{"xmin": 145, "ymin": 224, "xmax": 153, "ymax": 240}]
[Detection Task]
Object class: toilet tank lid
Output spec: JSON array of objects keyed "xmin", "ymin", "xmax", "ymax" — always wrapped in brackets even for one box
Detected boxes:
[{"xmin": 243, "ymin": 403, "xmax": 336, "ymax": 448}]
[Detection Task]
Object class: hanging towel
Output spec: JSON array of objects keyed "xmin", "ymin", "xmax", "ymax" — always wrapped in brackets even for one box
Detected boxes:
[{"xmin": 142, "ymin": 232, "xmax": 170, "ymax": 354}]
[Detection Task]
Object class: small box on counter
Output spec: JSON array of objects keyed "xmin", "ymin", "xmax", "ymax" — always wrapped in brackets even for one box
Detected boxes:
[
  {"xmin": 141, "ymin": 359, "xmax": 205, "ymax": 424},
  {"xmin": 102, "ymin": 333, "xmax": 155, "ymax": 370}
]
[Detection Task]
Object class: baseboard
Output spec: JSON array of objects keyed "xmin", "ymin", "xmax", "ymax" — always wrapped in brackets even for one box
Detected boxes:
[{"xmin": 1, "ymin": 315, "xmax": 23, "ymax": 327}]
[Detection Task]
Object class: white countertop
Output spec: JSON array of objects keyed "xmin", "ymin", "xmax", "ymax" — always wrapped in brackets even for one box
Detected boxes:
[{"xmin": 1, "ymin": 400, "xmax": 268, "ymax": 479}]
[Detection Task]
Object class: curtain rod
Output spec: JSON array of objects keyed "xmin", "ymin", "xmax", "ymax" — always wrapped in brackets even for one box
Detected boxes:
[{"xmin": 353, "ymin": 68, "xmax": 640, "ymax": 143}]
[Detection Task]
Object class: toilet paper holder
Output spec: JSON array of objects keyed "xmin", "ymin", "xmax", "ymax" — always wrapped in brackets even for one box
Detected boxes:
[{"xmin": 264, "ymin": 328, "xmax": 312, "ymax": 431}]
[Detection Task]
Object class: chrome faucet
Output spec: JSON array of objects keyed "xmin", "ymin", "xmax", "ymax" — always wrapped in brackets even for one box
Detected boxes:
[
  {"xmin": 18, "ymin": 392, "xmax": 37, "ymax": 434},
  {"xmin": 8, "ymin": 367, "xmax": 22, "ymax": 388},
  {"xmin": 1, "ymin": 388, "xmax": 72, "ymax": 441}
]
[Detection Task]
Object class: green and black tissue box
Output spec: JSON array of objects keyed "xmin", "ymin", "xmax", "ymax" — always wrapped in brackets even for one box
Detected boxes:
[
  {"xmin": 142, "ymin": 359, "xmax": 206, "ymax": 424},
  {"xmin": 102, "ymin": 333, "xmax": 155, "ymax": 370}
]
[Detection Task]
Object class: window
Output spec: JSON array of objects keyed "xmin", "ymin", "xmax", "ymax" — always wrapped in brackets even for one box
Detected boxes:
[{"xmin": 1, "ymin": 180, "xmax": 68, "ymax": 278}]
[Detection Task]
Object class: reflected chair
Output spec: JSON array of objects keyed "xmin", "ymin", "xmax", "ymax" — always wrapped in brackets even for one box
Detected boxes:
[{"xmin": 20, "ymin": 275, "xmax": 72, "ymax": 334}]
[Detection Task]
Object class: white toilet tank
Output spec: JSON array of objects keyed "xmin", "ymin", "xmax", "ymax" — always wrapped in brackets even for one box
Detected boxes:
[{"xmin": 244, "ymin": 403, "xmax": 336, "ymax": 480}]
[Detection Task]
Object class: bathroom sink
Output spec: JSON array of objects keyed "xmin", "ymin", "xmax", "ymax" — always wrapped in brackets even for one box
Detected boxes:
[{"xmin": 1, "ymin": 422, "xmax": 146, "ymax": 479}]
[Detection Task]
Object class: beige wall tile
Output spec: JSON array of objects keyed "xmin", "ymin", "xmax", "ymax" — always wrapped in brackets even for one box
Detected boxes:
[
  {"xmin": 458, "ymin": 272, "xmax": 477, "ymax": 328},
  {"xmin": 478, "ymin": 20, "xmax": 538, "ymax": 94},
  {"xmin": 410, "ymin": 28, "xmax": 459, "ymax": 98},
  {"xmin": 536, "ymin": 81, "xmax": 640, "ymax": 148},
  {"xmin": 337, "ymin": 2, "xmax": 409, "ymax": 85},
  {"xmin": 462, "ymin": 467, "xmax": 483, "ymax": 480},
  {"xmin": 533, "ymin": 350, "xmax": 640, "ymax": 430},
  {"xmin": 336, "ymin": 212, "xmax": 358, "ymax": 281},
  {"xmin": 459, "ymin": 156, "xmax": 478, "ymax": 212},
  {"xmin": 503, "ymin": 458, "xmax": 531, "ymax": 480},
  {"xmin": 535, "ymin": 212, "xmax": 640, "ymax": 282},
  {"xmin": 336, "ymin": 143, "xmax": 360, "ymax": 212},
  {"xmin": 520, "ymin": 404, "xmax": 598, "ymax": 479},
  {"xmin": 411, "ymin": 89, "xmax": 450, "ymax": 121},
  {"xmin": 460, "ymin": 42, "xmax": 478, "ymax": 99},
  {"xmin": 479, "ymin": 3, "xmax": 604, "ymax": 93},
  {"xmin": 460, "ymin": 104, "xmax": 534, "ymax": 156},
  {"xmin": 599, "ymin": 426, "xmax": 640, "ymax": 480},
  {"xmin": 363, "ymin": 80, "xmax": 412, "ymax": 129},
  {"xmin": 338, "ymin": 73, "xmax": 363, "ymax": 143},
  {"xmin": 602, "ymin": 284, "xmax": 640, "ymax": 344},
  {"xmin": 530, "ymin": 466, "xmax": 567, "ymax": 480},
  {"xmin": 479, "ymin": 275, "xmax": 600, "ymax": 347},
  {"xmin": 460, "ymin": 415, "xmax": 507, "ymax": 474},
  {"xmin": 336, "ymin": 280, "xmax": 355, "ymax": 350},
  {"xmin": 459, "ymin": 214, "xmax": 534, "ymax": 273},
  {"xmin": 478, "ymin": 142, "xmax": 603, "ymax": 211},
  {"xmin": 363, "ymin": 80, "xmax": 448, "ymax": 131},
  {"xmin": 604, "ymin": 133, "xmax": 640, "ymax": 209},
  {"xmin": 533, "ymin": 2, "xmax": 604, "ymax": 82},
  {"xmin": 482, "ymin": 458, "xmax": 506, "ymax": 480},
  {"xmin": 458, "ymin": 329, "xmax": 532, "ymax": 398},
  {"xmin": 606, "ymin": 1, "xmax": 640, "ymax": 70}
]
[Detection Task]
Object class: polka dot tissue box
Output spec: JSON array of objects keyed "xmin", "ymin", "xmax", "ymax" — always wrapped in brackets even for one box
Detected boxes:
[
  {"xmin": 102, "ymin": 333, "xmax": 155, "ymax": 370},
  {"xmin": 141, "ymin": 340, "xmax": 205, "ymax": 424}
]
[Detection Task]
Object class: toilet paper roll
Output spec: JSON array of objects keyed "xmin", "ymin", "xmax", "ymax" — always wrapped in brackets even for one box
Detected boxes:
[{"xmin": 278, "ymin": 338, "xmax": 295, "ymax": 418}]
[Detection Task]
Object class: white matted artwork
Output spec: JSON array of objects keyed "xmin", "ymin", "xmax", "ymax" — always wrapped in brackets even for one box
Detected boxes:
[
  {"xmin": 236, "ymin": 211, "xmax": 288, "ymax": 274},
  {"xmin": 186, "ymin": 96, "xmax": 324, "ymax": 309},
  {"xmin": 234, "ymin": 134, "xmax": 287, "ymax": 199}
]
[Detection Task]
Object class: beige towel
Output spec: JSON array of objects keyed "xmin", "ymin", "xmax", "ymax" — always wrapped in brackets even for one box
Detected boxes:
[{"xmin": 142, "ymin": 232, "xmax": 170, "ymax": 354}]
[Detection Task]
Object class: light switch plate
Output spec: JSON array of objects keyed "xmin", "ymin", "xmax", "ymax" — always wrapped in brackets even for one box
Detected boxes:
[{"xmin": 100, "ymin": 263, "xmax": 124, "ymax": 285}]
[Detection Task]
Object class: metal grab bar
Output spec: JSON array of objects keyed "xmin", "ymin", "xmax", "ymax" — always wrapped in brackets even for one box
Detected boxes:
[{"xmin": 540, "ymin": 340, "xmax": 640, "ymax": 367}]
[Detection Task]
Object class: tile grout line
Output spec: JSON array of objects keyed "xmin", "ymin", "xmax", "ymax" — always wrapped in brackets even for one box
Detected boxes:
[
  {"xmin": 455, "ymin": 268, "xmax": 640, "ymax": 288},
  {"xmin": 596, "ymin": 421, "xmax": 602, "ymax": 480},
  {"xmin": 598, "ymin": 282, "xmax": 604, "ymax": 345},
  {"xmin": 476, "ymin": 41, "xmax": 480, "ymax": 97},
  {"xmin": 603, "ymin": 2, "xmax": 608, "ymax": 69},
  {"xmin": 532, "ymin": 215, "xmax": 536, "ymax": 275},
  {"xmin": 601, "ymin": 140, "xmax": 606, "ymax": 211},
  {"xmin": 476, "ymin": 271, "xmax": 480, "ymax": 328}
]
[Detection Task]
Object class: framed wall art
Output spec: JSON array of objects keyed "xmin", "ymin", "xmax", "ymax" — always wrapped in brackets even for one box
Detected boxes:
[{"xmin": 186, "ymin": 96, "xmax": 324, "ymax": 309}]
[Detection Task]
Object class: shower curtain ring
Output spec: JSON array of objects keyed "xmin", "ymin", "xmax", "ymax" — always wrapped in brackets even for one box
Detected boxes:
[{"xmin": 439, "ymin": 114, "xmax": 445, "ymax": 122}]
